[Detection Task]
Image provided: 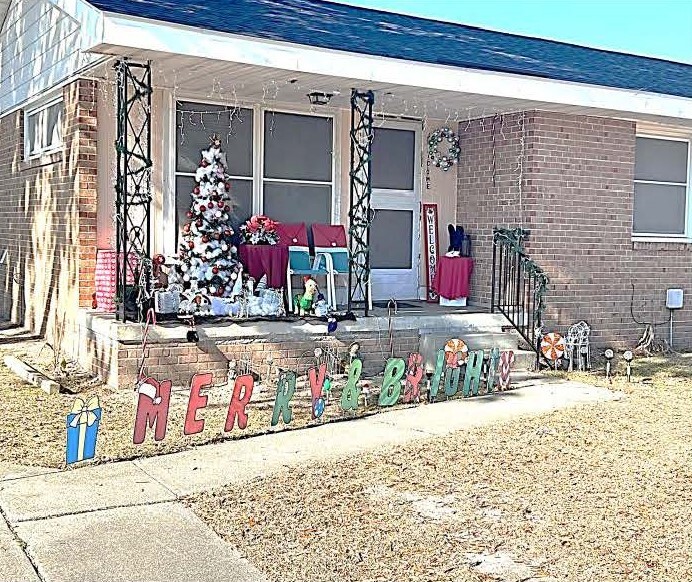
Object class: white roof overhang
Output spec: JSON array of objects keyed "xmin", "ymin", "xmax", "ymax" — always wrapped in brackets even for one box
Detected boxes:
[{"xmin": 83, "ymin": 11, "xmax": 692, "ymax": 128}]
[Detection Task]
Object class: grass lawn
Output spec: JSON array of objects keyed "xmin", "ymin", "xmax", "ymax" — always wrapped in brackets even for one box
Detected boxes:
[{"xmin": 187, "ymin": 354, "xmax": 692, "ymax": 582}]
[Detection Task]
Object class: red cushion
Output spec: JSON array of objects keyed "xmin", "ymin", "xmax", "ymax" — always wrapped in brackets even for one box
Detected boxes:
[
  {"xmin": 274, "ymin": 223, "xmax": 308, "ymax": 247},
  {"xmin": 311, "ymin": 224, "xmax": 347, "ymax": 248}
]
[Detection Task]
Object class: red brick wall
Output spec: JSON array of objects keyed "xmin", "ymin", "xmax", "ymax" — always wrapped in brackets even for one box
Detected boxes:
[
  {"xmin": 0, "ymin": 79, "xmax": 98, "ymax": 342},
  {"xmin": 83, "ymin": 328, "xmax": 420, "ymax": 389},
  {"xmin": 457, "ymin": 111, "xmax": 692, "ymax": 349}
]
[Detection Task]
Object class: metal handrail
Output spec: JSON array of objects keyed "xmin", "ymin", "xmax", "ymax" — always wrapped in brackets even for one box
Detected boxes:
[{"xmin": 491, "ymin": 227, "xmax": 549, "ymax": 369}]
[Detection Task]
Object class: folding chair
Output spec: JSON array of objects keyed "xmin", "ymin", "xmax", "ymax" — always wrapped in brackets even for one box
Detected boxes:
[
  {"xmin": 311, "ymin": 224, "xmax": 372, "ymax": 311},
  {"xmin": 275, "ymin": 223, "xmax": 332, "ymax": 313}
]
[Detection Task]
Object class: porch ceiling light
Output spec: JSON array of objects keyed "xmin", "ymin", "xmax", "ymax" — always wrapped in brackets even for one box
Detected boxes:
[{"xmin": 307, "ymin": 91, "xmax": 333, "ymax": 106}]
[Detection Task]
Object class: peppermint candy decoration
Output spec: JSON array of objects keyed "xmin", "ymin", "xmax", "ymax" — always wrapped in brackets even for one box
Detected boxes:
[
  {"xmin": 541, "ymin": 332, "xmax": 566, "ymax": 362},
  {"xmin": 428, "ymin": 127, "xmax": 460, "ymax": 171},
  {"xmin": 444, "ymin": 338, "xmax": 468, "ymax": 367}
]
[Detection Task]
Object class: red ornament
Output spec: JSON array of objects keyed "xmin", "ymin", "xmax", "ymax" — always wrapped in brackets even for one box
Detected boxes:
[
  {"xmin": 186, "ymin": 211, "xmax": 193, "ymax": 219},
  {"xmin": 225, "ymin": 182, "xmax": 231, "ymax": 191},
  {"xmin": 202, "ymin": 235, "xmax": 209, "ymax": 243},
  {"xmin": 188, "ymin": 241, "xmax": 195, "ymax": 249},
  {"xmin": 193, "ymin": 186, "xmax": 200, "ymax": 195},
  {"xmin": 208, "ymin": 201, "xmax": 214, "ymax": 209},
  {"xmin": 200, "ymin": 205, "xmax": 207, "ymax": 212},
  {"xmin": 196, "ymin": 219, "xmax": 203, "ymax": 227},
  {"xmin": 224, "ymin": 229, "xmax": 232, "ymax": 237},
  {"xmin": 183, "ymin": 223, "xmax": 191, "ymax": 233},
  {"xmin": 212, "ymin": 266, "xmax": 219, "ymax": 274},
  {"xmin": 217, "ymin": 288, "xmax": 224, "ymax": 297},
  {"xmin": 201, "ymin": 160, "xmax": 208, "ymax": 167},
  {"xmin": 224, "ymin": 205, "xmax": 230, "ymax": 212}
]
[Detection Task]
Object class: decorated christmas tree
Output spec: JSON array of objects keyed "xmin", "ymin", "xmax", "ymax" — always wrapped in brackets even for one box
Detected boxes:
[{"xmin": 177, "ymin": 136, "xmax": 243, "ymax": 309}]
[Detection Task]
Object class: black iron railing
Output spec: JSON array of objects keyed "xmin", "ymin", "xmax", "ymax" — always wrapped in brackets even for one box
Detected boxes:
[
  {"xmin": 115, "ymin": 59, "xmax": 153, "ymax": 322},
  {"xmin": 491, "ymin": 227, "xmax": 549, "ymax": 368}
]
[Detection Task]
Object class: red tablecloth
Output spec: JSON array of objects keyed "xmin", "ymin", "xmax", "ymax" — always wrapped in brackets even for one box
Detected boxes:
[
  {"xmin": 432, "ymin": 256, "xmax": 474, "ymax": 299},
  {"xmin": 238, "ymin": 244, "xmax": 289, "ymax": 289}
]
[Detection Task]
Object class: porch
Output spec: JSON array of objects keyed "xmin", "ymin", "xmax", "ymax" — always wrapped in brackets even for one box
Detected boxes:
[{"xmin": 76, "ymin": 301, "xmax": 534, "ymax": 389}]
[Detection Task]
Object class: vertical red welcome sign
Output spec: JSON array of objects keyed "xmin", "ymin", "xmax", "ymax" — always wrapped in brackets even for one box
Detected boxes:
[{"xmin": 423, "ymin": 203, "xmax": 440, "ymax": 303}]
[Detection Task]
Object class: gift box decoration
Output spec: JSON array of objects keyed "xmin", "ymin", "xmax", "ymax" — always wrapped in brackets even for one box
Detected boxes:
[
  {"xmin": 154, "ymin": 290, "xmax": 180, "ymax": 314},
  {"xmin": 66, "ymin": 396, "xmax": 102, "ymax": 465}
]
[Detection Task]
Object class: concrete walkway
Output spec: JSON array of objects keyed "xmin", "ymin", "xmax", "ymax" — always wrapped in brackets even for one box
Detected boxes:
[{"xmin": 0, "ymin": 378, "xmax": 620, "ymax": 582}]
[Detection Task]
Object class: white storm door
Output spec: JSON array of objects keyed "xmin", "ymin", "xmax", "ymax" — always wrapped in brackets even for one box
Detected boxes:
[{"xmin": 369, "ymin": 123, "xmax": 420, "ymax": 300}]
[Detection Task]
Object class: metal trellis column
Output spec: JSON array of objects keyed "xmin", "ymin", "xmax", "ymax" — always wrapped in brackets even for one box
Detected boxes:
[
  {"xmin": 347, "ymin": 89, "xmax": 374, "ymax": 315},
  {"xmin": 115, "ymin": 60, "xmax": 153, "ymax": 322}
]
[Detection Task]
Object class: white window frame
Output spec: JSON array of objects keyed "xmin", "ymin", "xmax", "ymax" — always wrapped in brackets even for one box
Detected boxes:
[
  {"xmin": 165, "ymin": 96, "xmax": 340, "ymax": 253},
  {"xmin": 172, "ymin": 99, "xmax": 255, "ymax": 241},
  {"xmin": 258, "ymin": 106, "xmax": 338, "ymax": 223},
  {"xmin": 24, "ymin": 94, "xmax": 64, "ymax": 160},
  {"xmin": 633, "ymin": 133, "xmax": 692, "ymax": 242}
]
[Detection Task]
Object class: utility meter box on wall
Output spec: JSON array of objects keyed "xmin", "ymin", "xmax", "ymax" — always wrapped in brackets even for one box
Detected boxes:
[{"xmin": 666, "ymin": 288, "xmax": 684, "ymax": 309}]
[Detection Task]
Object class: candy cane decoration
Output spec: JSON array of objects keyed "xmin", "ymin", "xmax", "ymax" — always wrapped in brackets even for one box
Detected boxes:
[
  {"xmin": 540, "ymin": 332, "xmax": 566, "ymax": 368},
  {"xmin": 498, "ymin": 350, "xmax": 515, "ymax": 390},
  {"xmin": 444, "ymin": 338, "xmax": 468, "ymax": 368},
  {"xmin": 136, "ymin": 308, "xmax": 157, "ymax": 385}
]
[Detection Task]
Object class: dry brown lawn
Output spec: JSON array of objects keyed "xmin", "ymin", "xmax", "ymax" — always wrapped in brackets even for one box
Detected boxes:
[{"xmin": 188, "ymin": 354, "xmax": 692, "ymax": 582}]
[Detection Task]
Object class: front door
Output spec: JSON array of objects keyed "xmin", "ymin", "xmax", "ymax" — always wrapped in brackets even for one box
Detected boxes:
[{"xmin": 369, "ymin": 122, "xmax": 420, "ymax": 300}]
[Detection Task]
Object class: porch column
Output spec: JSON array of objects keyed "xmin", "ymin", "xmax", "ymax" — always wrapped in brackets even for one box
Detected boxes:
[
  {"xmin": 114, "ymin": 60, "xmax": 153, "ymax": 322},
  {"xmin": 347, "ymin": 89, "xmax": 375, "ymax": 315}
]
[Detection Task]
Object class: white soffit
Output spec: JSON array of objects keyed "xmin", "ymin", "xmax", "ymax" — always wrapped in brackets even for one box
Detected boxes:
[{"xmin": 90, "ymin": 12, "xmax": 692, "ymax": 123}]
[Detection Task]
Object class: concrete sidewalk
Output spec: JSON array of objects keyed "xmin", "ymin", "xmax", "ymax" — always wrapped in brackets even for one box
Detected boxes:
[{"xmin": 0, "ymin": 378, "xmax": 620, "ymax": 582}]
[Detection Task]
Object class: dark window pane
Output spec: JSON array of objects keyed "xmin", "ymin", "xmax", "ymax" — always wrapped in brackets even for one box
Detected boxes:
[
  {"xmin": 370, "ymin": 209, "xmax": 413, "ymax": 268},
  {"xmin": 635, "ymin": 137, "xmax": 688, "ymax": 183},
  {"xmin": 176, "ymin": 102, "xmax": 253, "ymax": 176},
  {"xmin": 263, "ymin": 112, "xmax": 332, "ymax": 181},
  {"xmin": 633, "ymin": 182, "xmax": 687, "ymax": 235},
  {"xmin": 176, "ymin": 176, "xmax": 253, "ymax": 244},
  {"xmin": 26, "ymin": 112, "xmax": 38, "ymax": 156},
  {"xmin": 372, "ymin": 128, "xmax": 415, "ymax": 190},
  {"xmin": 263, "ymin": 182, "xmax": 331, "ymax": 233}
]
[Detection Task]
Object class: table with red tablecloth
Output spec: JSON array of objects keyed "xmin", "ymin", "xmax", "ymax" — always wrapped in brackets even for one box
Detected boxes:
[
  {"xmin": 431, "ymin": 256, "xmax": 474, "ymax": 300},
  {"xmin": 238, "ymin": 244, "xmax": 289, "ymax": 289}
]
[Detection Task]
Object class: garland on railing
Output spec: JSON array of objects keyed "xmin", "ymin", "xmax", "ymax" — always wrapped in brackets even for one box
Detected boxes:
[
  {"xmin": 493, "ymin": 227, "xmax": 529, "ymax": 253},
  {"xmin": 523, "ymin": 259, "xmax": 549, "ymax": 326},
  {"xmin": 493, "ymin": 226, "xmax": 549, "ymax": 326}
]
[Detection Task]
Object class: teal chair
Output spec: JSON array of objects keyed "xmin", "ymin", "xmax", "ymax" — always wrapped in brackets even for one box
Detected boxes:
[
  {"xmin": 311, "ymin": 224, "xmax": 355, "ymax": 310},
  {"xmin": 275, "ymin": 223, "xmax": 332, "ymax": 313}
]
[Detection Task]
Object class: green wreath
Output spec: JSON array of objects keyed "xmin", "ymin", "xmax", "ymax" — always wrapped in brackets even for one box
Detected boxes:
[{"xmin": 428, "ymin": 127, "xmax": 460, "ymax": 171}]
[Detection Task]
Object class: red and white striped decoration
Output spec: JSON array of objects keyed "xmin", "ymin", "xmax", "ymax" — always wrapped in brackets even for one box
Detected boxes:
[
  {"xmin": 540, "ymin": 332, "xmax": 566, "ymax": 362},
  {"xmin": 498, "ymin": 350, "xmax": 515, "ymax": 390}
]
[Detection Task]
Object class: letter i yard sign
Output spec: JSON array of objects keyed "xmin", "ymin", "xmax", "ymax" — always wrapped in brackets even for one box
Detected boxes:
[{"xmin": 423, "ymin": 204, "xmax": 439, "ymax": 303}]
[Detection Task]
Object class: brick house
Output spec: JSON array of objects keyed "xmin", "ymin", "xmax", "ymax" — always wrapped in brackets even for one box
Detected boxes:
[{"xmin": 0, "ymin": 0, "xmax": 690, "ymax": 387}]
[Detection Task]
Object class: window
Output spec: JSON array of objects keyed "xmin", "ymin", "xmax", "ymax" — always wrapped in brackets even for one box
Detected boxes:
[
  {"xmin": 24, "ymin": 98, "xmax": 63, "ymax": 159},
  {"xmin": 262, "ymin": 111, "xmax": 333, "ymax": 228},
  {"xmin": 174, "ymin": 104, "xmax": 335, "ymax": 245},
  {"xmin": 371, "ymin": 127, "xmax": 415, "ymax": 190},
  {"xmin": 633, "ymin": 136, "xmax": 690, "ymax": 237},
  {"xmin": 175, "ymin": 101, "xmax": 254, "ymax": 237}
]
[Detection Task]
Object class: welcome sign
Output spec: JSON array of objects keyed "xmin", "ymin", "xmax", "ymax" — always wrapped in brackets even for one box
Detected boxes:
[{"xmin": 132, "ymin": 344, "xmax": 516, "ymax": 444}]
